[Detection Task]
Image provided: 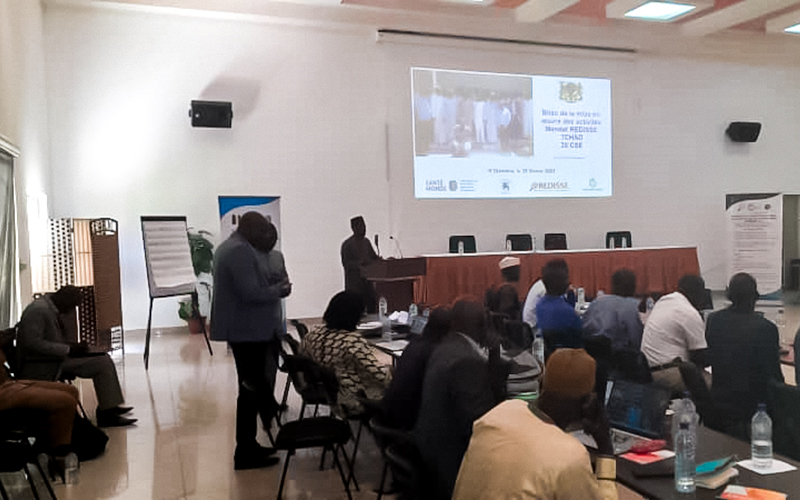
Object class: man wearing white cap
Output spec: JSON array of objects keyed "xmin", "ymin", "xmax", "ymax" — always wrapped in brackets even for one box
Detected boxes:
[{"xmin": 485, "ymin": 256, "xmax": 522, "ymax": 319}]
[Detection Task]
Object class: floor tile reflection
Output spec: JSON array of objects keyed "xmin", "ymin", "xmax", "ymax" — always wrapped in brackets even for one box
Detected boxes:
[{"xmin": 47, "ymin": 328, "xmax": 389, "ymax": 500}]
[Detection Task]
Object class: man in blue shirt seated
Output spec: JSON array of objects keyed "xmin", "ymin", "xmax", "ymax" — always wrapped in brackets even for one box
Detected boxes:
[
  {"xmin": 582, "ymin": 268, "xmax": 644, "ymax": 352},
  {"xmin": 536, "ymin": 259, "xmax": 583, "ymax": 359}
]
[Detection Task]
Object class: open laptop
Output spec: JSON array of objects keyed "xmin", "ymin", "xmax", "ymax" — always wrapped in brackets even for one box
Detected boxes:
[
  {"xmin": 570, "ymin": 379, "xmax": 670, "ymax": 454},
  {"xmin": 604, "ymin": 379, "xmax": 671, "ymax": 453}
]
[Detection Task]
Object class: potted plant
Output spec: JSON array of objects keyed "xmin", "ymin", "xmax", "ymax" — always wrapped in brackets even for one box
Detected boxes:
[{"xmin": 178, "ymin": 229, "xmax": 215, "ymax": 333}]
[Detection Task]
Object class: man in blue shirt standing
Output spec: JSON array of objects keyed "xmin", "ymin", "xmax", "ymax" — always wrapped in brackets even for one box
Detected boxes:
[{"xmin": 536, "ymin": 259, "xmax": 583, "ymax": 359}]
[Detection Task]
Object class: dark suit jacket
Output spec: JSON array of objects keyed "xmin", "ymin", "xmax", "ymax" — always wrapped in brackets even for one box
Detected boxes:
[
  {"xmin": 412, "ymin": 332, "xmax": 498, "ymax": 500},
  {"xmin": 706, "ymin": 308, "xmax": 784, "ymax": 425},
  {"xmin": 210, "ymin": 232, "xmax": 288, "ymax": 343},
  {"xmin": 16, "ymin": 296, "xmax": 70, "ymax": 380},
  {"xmin": 382, "ymin": 335, "xmax": 439, "ymax": 430}
]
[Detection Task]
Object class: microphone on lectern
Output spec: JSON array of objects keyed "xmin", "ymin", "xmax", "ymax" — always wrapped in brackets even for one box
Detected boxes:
[
  {"xmin": 389, "ymin": 235, "xmax": 404, "ymax": 259},
  {"xmin": 374, "ymin": 234, "xmax": 380, "ymax": 257}
]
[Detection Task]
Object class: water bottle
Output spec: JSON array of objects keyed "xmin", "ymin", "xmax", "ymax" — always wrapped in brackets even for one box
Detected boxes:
[
  {"xmin": 646, "ymin": 296, "xmax": 655, "ymax": 312},
  {"xmin": 381, "ymin": 317, "xmax": 392, "ymax": 341},
  {"xmin": 506, "ymin": 239, "xmax": 512, "ymax": 251},
  {"xmin": 533, "ymin": 330, "xmax": 545, "ymax": 366},
  {"xmin": 408, "ymin": 303, "xmax": 418, "ymax": 321},
  {"xmin": 64, "ymin": 452, "xmax": 79, "ymax": 485},
  {"xmin": 575, "ymin": 287, "xmax": 586, "ymax": 312},
  {"xmin": 378, "ymin": 297, "xmax": 391, "ymax": 341},
  {"xmin": 378, "ymin": 296, "xmax": 388, "ymax": 318},
  {"xmin": 672, "ymin": 393, "xmax": 698, "ymax": 438},
  {"xmin": 458, "ymin": 241, "xmax": 465, "ymax": 254},
  {"xmin": 674, "ymin": 421, "xmax": 696, "ymax": 493},
  {"xmin": 751, "ymin": 403, "xmax": 773, "ymax": 470}
]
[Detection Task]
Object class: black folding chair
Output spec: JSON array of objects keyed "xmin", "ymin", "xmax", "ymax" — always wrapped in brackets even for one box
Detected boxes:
[
  {"xmin": 274, "ymin": 354, "xmax": 355, "ymax": 500},
  {"xmin": 0, "ymin": 411, "xmax": 58, "ymax": 500},
  {"xmin": 505, "ymin": 233, "xmax": 533, "ymax": 251},
  {"xmin": 368, "ymin": 416, "xmax": 421, "ymax": 500},
  {"xmin": 543, "ymin": 233, "xmax": 567, "ymax": 250},
  {"xmin": 767, "ymin": 381, "xmax": 800, "ymax": 462},
  {"xmin": 606, "ymin": 231, "xmax": 632, "ymax": 249},
  {"xmin": 278, "ymin": 337, "xmax": 330, "ymax": 421}
]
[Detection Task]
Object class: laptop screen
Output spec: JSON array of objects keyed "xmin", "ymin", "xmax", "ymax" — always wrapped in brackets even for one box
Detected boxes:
[{"xmin": 604, "ymin": 380, "xmax": 670, "ymax": 439}]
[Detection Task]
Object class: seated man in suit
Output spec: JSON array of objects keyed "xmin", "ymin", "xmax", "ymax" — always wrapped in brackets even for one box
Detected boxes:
[
  {"xmin": 17, "ymin": 286, "xmax": 135, "ymax": 427},
  {"xmin": 536, "ymin": 259, "xmax": 583, "ymax": 359},
  {"xmin": 453, "ymin": 348, "xmax": 617, "ymax": 500},
  {"xmin": 706, "ymin": 273, "xmax": 783, "ymax": 439},
  {"xmin": 641, "ymin": 274, "xmax": 709, "ymax": 396},
  {"xmin": 382, "ymin": 307, "xmax": 452, "ymax": 431},
  {"xmin": 582, "ymin": 268, "xmax": 644, "ymax": 352},
  {"xmin": 413, "ymin": 299, "xmax": 506, "ymax": 500}
]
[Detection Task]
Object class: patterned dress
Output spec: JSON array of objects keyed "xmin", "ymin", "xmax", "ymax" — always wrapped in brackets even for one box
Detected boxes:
[{"xmin": 300, "ymin": 326, "xmax": 391, "ymax": 416}]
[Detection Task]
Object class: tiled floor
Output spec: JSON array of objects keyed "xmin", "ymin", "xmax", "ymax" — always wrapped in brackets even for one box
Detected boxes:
[
  {"xmin": 4, "ymin": 300, "xmax": 798, "ymax": 500},
  {"xmin": 3, "ymin": 327, "xmax": 389, "ymax": 500}
]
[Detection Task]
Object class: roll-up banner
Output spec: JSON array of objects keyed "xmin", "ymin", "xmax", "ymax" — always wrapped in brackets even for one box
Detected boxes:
[
  {"xmin": 218, "ymin": 196, "xmax": 282, "ymax": 249},
  {"xmin": 726, "ymin": 193, "xmax": 782, "ymax": 298}
]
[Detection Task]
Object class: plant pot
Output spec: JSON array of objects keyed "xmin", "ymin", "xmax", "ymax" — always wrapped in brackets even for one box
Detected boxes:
[{"xmin": 186, "ymin": 316, "xmax": 208, "ymax": 334}]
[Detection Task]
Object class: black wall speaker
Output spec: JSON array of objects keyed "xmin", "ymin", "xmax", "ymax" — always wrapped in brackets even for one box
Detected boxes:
[
  {"xmin": 190, "ymin": 100, "xmax": 233, "ymax": 128},
  {"xmin": 725, "ymin": 122, "xmax": 761, "ymax": 142}
]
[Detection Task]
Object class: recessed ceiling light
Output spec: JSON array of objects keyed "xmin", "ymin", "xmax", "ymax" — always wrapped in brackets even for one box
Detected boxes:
[
  {"xmin": 785, "ymin": 23, "xmax": 800, "ymax": 34},
  {"xmin": 624, "ymin": 1, "xmax": 696, "ymax": 21}
]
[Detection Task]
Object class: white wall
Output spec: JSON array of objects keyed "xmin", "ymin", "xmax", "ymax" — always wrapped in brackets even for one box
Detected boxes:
[
  {"xmin": 42, "ymin": 5, "xmax": 800, "ymax": 330},
  {"xmin": 0, "ymin": 0, "xmax": 51, "ymax": 309}
]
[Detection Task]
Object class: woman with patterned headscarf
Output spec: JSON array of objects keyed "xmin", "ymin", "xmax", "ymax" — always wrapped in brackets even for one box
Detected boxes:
[{"xmin": 300, "ymin": 291, "xmax": 391, "ymax": 416}]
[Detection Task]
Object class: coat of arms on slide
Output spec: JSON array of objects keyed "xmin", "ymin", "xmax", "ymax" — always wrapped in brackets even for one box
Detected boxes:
[{"xmin": 560, "ymin": 82, "xmax": 583, "ymax": 103}]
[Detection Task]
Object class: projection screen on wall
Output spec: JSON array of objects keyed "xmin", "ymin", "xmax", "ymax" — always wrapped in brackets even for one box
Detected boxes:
[{"xmin": 412, "ymin": 68, "xmax": 612, "ymax": 199}]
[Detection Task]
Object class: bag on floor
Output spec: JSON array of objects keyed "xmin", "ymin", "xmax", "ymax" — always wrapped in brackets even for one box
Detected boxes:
[{"xmin": 72, "ymin": 413, "xmax": 108, "ymax": 461}]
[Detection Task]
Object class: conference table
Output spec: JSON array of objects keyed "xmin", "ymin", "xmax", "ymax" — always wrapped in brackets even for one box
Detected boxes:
[
  {"xmin": 414, "ymin": 246, "xmax": 700, "ymax": 307},
  {"xmin": 616, "ymin": 425, "xmax": 800, "ymax": 499}
]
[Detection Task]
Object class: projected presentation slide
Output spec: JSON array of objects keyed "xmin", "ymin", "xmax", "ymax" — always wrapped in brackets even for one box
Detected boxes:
[{"xmin": 412, "ymin": 68, "xmax": 612, "ymax": 199}]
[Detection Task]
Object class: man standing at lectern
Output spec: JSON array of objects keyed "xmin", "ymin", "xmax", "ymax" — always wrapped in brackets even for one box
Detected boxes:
[{"xmin": 341, "ymin": 216, "xmax": 379, "ymax": 314}]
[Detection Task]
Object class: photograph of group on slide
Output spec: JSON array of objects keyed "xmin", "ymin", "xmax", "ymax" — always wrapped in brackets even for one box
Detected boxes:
[{"xmin": 412, "ymin": 68, "xmax": 534, "ymax": 158}]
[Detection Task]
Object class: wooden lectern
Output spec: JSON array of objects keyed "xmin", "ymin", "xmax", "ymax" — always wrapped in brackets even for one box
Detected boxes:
[{"xmin": 363, "ymin": 257, "xmax": 427, "ymax": 312}]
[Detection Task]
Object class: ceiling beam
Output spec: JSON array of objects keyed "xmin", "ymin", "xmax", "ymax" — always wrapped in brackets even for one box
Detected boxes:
[
  {"xmin": 765, "ymin": 7, "xmax": 800, "ymax": 33},
  {"xmin": 682, "ymin": 0, "xmax": 800, "ymax": 36},
  {"xmin": 515, "ymin": 0, "xmax": 580, "ymax": 23}
]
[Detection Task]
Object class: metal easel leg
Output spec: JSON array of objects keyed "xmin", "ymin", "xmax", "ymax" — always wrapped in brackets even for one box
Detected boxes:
[{"xmin": 144, "ymin": 297, "xmax": 154, "ymax": 369}]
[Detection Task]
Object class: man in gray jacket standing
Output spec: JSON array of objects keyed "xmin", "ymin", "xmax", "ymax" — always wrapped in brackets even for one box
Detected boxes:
[{"xmin": 211, "ymin": 212, "xmax": 291, "ymax": 470}]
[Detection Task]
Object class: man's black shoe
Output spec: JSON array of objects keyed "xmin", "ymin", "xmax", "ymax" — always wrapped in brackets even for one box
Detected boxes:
[
  {"xmin": 104, "ymin": 406, "xmax": 134, "ymax": 416},
  {"xmin": 96, "ymin": 413, "xmax": 137, "ymax": 427},
  {"xmin": 234, "ymin": 454, "xmax": 280, "ymax": 470}
]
